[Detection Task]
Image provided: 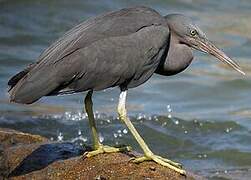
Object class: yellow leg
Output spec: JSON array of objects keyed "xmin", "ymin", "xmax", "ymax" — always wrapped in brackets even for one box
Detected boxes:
[
  {"xmin": 84, "ymin": 90, "xmax": 131, "ymax": 158},
  {"xmin": 117, "ymin": 90, "xmax": 186, "ymax": 175}
]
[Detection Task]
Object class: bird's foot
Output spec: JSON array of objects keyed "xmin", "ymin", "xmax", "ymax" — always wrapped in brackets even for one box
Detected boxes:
[
  {"xmin": 131, "ymin": 153, "xmax": 186, "ymax": 175},
  {"xmin": 84, "ymin": 144, "xmax": 132, "ymax": 158}
]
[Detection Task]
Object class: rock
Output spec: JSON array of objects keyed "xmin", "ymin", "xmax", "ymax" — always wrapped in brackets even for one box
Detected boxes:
[
  {"xmin": 0, "ymin": 128, "xmax": 48, "ymax": 178},
  {"xmin": 14, "ymin": 153, "xmax": 195, "ymax": 180},
  {"xmin": 0, "ymin": 128, "xmax": 48, "ymax": 149},
  {"xmin": 0, "ymin": 128, "xmax": 200, "ymax": 180},
  {"xmin": 4, "ymin": 142, "xmax": 88, "ymax": 178}
]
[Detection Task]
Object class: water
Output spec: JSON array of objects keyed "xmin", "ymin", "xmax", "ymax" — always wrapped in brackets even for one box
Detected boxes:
[{"xmin": 1, "ymin": 0, "xmax": 251, "ymax": 179}]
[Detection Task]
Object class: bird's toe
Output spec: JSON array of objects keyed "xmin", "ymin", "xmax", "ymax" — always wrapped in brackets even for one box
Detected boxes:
[
  {"xmin": 130, "ymin": 154, "xmax": 185, "ymax": 176},
  {"xmin": 84, "ymin": 144, "xmax": 132, "ymax": 158}
]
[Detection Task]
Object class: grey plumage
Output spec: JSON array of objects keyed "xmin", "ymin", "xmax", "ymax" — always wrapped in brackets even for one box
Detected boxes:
[
  {"xmin": 8, "ymin": 6, "xmax": 244, "ymax": 104},
  {"xmin": 8, "ymin": 7, "xmax": 168, "ymax": 104}
]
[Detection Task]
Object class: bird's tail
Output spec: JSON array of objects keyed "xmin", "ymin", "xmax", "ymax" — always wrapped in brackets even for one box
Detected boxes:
[{"xmin": 8, "ymin": 66, "xmax": 59, "ymax": 104}]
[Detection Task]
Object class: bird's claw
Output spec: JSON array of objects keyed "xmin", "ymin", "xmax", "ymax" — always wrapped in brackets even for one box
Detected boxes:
[
  {"xmin": 130, "ymin": 154, "xmax": 185, "ymax": 175},
  {"xmin": 84, "ymin": 144, "xmax": 132, "ymax": 158}
]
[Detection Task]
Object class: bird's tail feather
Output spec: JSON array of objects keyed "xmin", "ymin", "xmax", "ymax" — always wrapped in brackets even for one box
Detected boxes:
[
  {"xmin": 8, "ymin": 67, "xmax": 59, "ymax": 104},
  {"xmin": 8, "ymin": 63, "xmax": 35, "ymax": 91}
]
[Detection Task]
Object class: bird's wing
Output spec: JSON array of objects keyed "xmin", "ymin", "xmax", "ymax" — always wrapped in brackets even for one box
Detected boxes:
[
  {"xmin": 8, "ymin": 6, "xmax": 165, "ymax": 90},
  {"xmin": 36, "ymin": 6, "xmax": 165, "ymax": 66},
  {"xmin": 9, "ymin": 25, "xmax": 169, "ymax": 104},
  {"xmin": 55, "ymin": 25, "xmax": 170, "ymax": 93}
]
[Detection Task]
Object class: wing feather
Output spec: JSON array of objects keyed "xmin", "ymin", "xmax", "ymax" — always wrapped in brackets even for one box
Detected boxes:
[{"xmin": 37, "ymin": 6, "xmax": 164, "ymax": 66}]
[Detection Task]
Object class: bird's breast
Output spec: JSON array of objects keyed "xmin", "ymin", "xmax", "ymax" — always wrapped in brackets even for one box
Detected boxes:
[{"xmin": 155, "ymin": 43, "xmax": 193, "ymax": 76}]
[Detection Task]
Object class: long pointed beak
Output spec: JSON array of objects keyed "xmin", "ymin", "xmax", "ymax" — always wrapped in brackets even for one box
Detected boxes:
[{"xmin": 195, "ymin": 38, "xmax": 245, "ymax": 75}]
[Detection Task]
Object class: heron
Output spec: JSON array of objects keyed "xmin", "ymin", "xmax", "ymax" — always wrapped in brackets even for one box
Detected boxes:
[{"xmin": 8, "ymin": 6, "xmax": 244, "ymax": 175}]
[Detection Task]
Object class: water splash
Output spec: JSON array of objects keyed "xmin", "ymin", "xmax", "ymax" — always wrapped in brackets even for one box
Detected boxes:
[{"xmin": 64, "ymin": 111, "xmax": 86, "ymax": 121}]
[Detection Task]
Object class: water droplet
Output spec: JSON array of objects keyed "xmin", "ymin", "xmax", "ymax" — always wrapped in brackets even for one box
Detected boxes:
[
  {"xmin": 82, "ymin": 136, "xmax": 88, "ymax": 142},
  {"xmin": 225, "ymin": 127, "xmax": 232, "ymax": 133},
  {"xmin": 168, "ymin": 114, "xmax": 172, "ymax": 118},
  {"xmin": 78, "ymin": 130, "xmax": 82, "ymax": 136},
  {"xmin": 118, "ymin": 134, "xmax": 122, "ymax": 137},
  {"xmin": 50, "ymin": 137, "xmax": 54, "ymax": 141},
  {"xmin": 99, "ymin": 134, "xmax": 104, "ymax": 143},
  {"xmin": 57, "ymin": 132, "xmax": 63, "ymax": 141},
  {"xmin": 106, "ymin": 119, "xmax": 111, "ymax": 123},
  {"xmin": 184, "ymin": 130, "xmax": 188, "ymax": 134},
  {"xmin": 123, "ymin": 129, "xmax": 128, "ymax": 134},
  {"xmin": 154, "ymin": 116, "xmax": 159, "ymax": 121},
  {"xmin": 167, "ymin": 105, "xmax": 171, "ymax": 109},
  {"xmin": 224, "ymin": 170, "xmax": 228, "ymax": 174},
  {"xmin": 175, "ymin": 120, "xmax": 179, "ymax": 125},
  {"xmin": 203, "ymin": 154, "xmax": 207, "ymax": 158},
  {"xmin": 117, "ymin": 130, "xmax": 122, "ymax": 134},
  {"xmin": 162, "ymin": 122, "xmax": 167, "ymax": 126},
  {"xmin": 137, "ymin": 113, "xmax": 145, "ymax": 120},
  {"xmin": 113, "ymin": 133, "xmax": 118, "ymax": 138}
]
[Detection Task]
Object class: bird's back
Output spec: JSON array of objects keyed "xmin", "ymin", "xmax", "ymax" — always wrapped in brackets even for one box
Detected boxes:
[{"xmin": 8, "ymin": 6, "xmax": 169, "ymax": 104}]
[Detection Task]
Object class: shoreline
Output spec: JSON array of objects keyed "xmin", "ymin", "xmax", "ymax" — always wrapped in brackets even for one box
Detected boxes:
[{"xmin": 0, "ymin": 128, "xmax": 199, "ymax": 179}]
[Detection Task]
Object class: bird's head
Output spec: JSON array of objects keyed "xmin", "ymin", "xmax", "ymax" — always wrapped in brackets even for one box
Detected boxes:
[{"xmin": 165, "ymin": 14, "xmax": 245, "ymax": 75}]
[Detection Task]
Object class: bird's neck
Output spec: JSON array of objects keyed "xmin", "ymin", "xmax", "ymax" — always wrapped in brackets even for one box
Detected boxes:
[{"xmin": 155, "ymin": 32, "xmax": 193, "ymax": 76}]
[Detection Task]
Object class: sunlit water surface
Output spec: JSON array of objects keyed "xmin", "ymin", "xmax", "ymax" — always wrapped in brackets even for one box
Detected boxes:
[{"xmin": 1, "ymin": 0, "xmax": 251, "ymax": 179}]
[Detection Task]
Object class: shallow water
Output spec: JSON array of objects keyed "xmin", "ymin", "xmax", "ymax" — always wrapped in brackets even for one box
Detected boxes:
[{"xmin": 1, "ymin": 0, "xmax": 251, "ymax": 178}]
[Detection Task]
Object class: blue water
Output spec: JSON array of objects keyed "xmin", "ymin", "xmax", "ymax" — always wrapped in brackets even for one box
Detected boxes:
[{"xmin": 1, "ymin": 0, "xmax": 251, "ymax": 179}]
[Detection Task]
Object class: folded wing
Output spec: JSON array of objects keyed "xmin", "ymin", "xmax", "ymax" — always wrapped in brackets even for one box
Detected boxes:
[{"xmin": 8, "ymin": 7, "xmax": 169, "ymax": 104}]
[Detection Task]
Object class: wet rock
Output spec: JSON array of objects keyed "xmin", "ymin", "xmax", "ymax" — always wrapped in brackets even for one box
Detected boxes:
[
  {"xmin": 6, "ymin": 142, "xmax": 88, "ymax": 177},
  {"xmin": 0, "ymin": 128, "xmax": 48, "ymax": 178},
  {"xmin": 0, "ymin": 128, "xmax": 200, "ymax": 179}
]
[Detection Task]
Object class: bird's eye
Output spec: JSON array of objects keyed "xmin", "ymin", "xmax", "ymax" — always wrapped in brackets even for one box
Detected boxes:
[{"xmin": 190, "ymin": 29, "xmax": 197, "ymax": 36}]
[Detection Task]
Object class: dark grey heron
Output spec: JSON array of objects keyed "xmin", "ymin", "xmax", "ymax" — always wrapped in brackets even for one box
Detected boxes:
[{"xmin": 8, "ymin": 6, "xmax": 244, "ymax": 175}]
